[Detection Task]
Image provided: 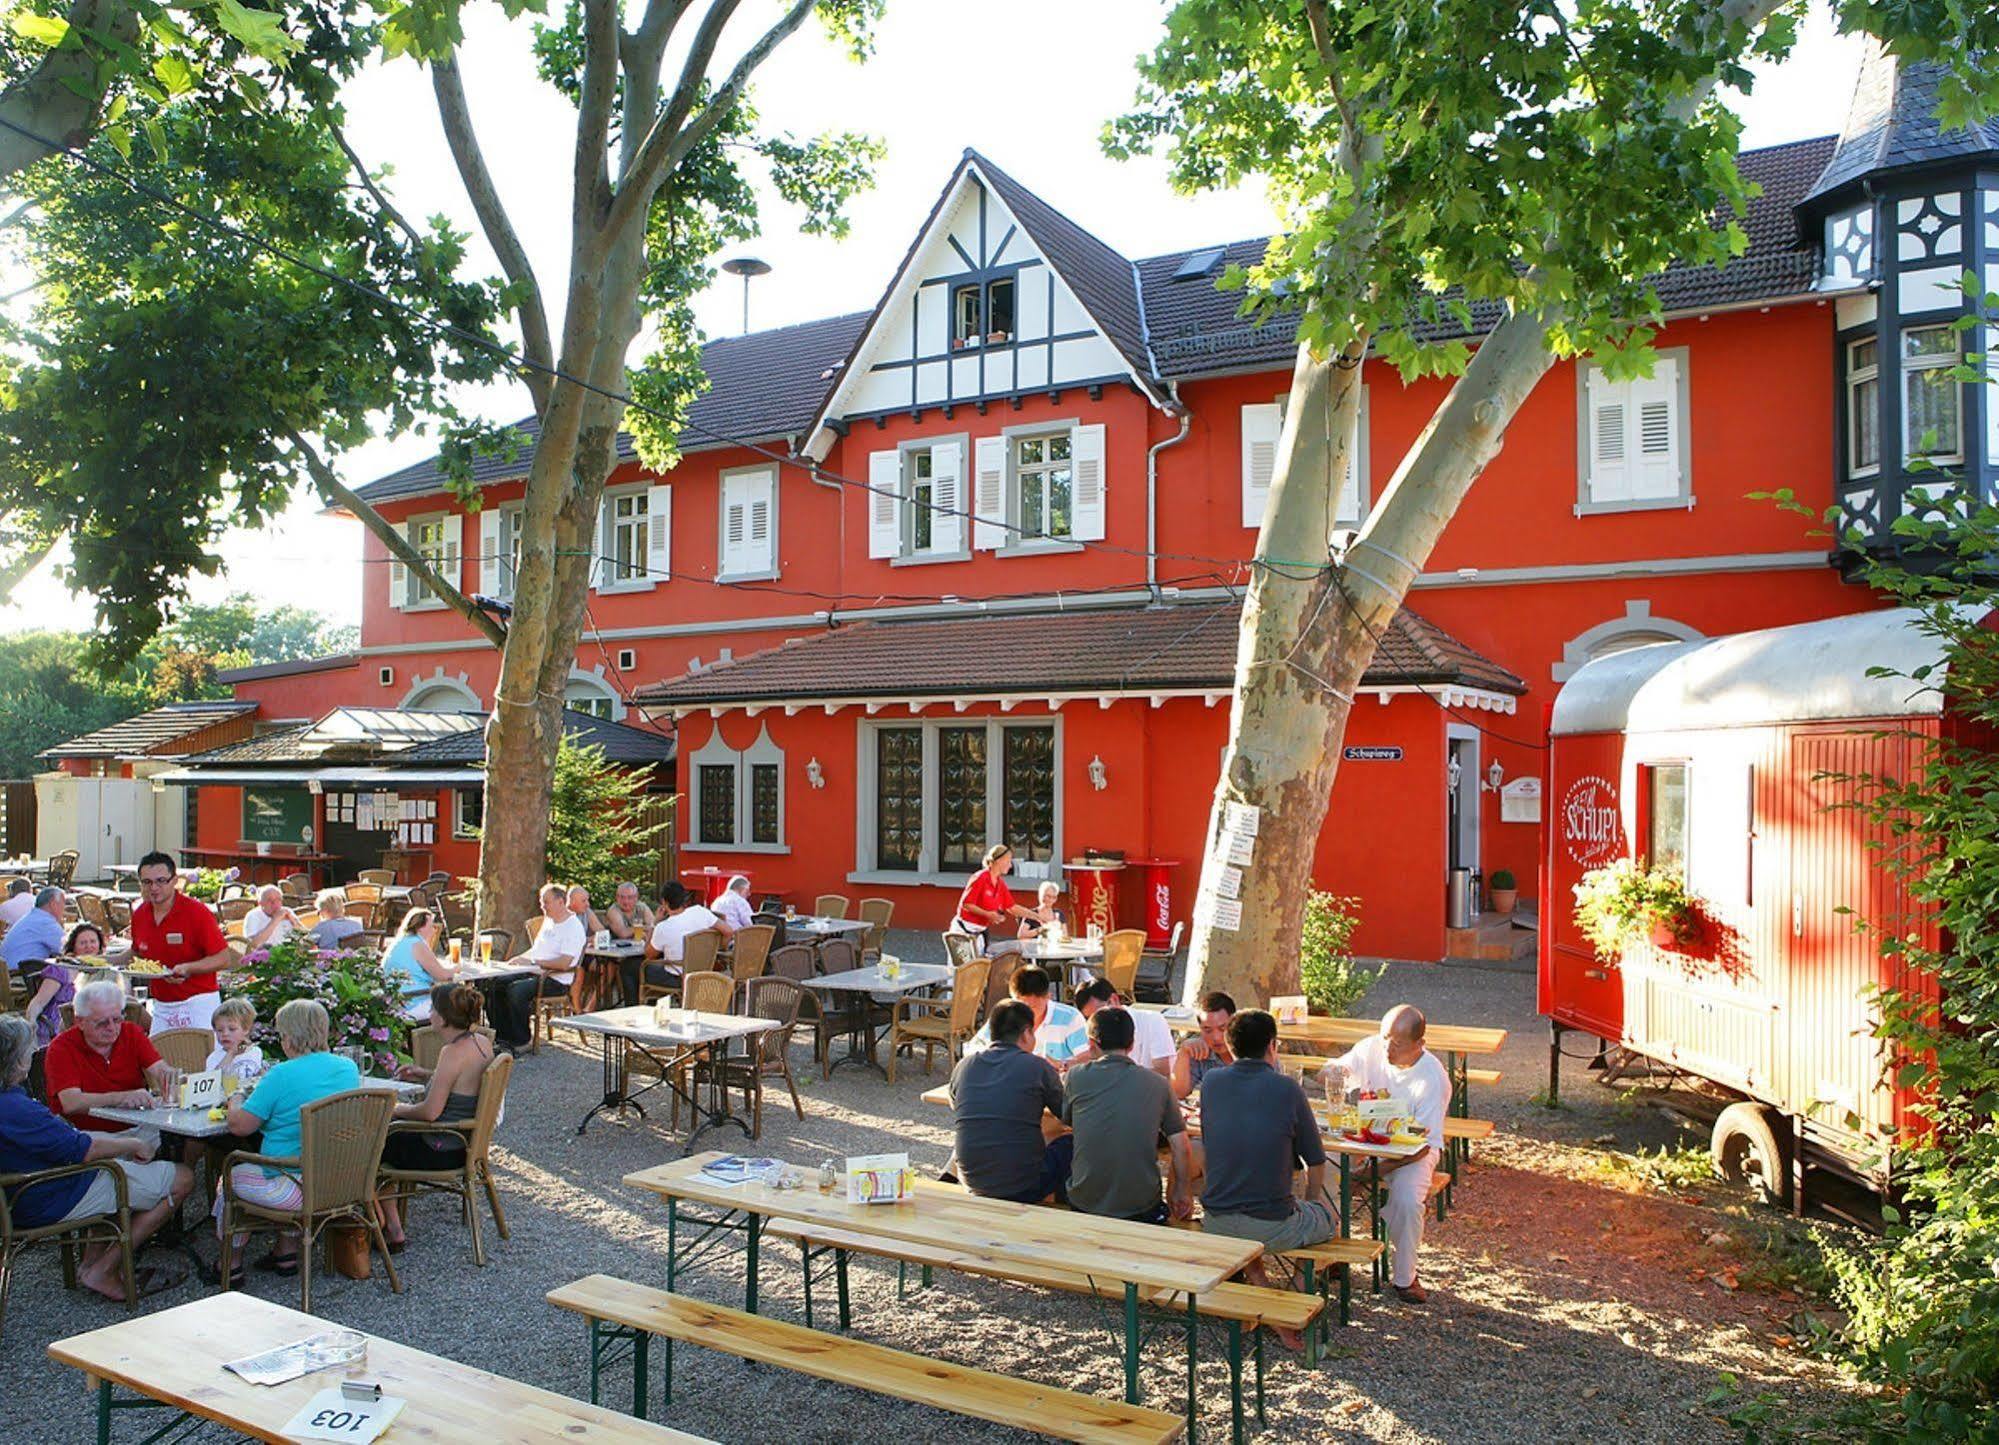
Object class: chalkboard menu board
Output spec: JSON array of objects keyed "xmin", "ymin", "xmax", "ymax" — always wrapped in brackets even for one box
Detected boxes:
[{"xmin": 243, "ymin": 788, "xmax": 314, "ymax": 846}]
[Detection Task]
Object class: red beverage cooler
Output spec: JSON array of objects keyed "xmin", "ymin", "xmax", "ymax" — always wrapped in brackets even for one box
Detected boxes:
[
  {"xmin": 1060, "ymin": 859, "xmax": 1125, "ymax": 935},
  {"xmin": 1124, "ymin": 858, "xmax": 1181, "ymax": 948}
]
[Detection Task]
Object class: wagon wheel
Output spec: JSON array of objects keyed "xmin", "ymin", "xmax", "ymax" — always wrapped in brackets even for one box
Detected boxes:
[{"xmin": 1709, "ymin": 1101, "xmax": 1790, "ymax": 1208}]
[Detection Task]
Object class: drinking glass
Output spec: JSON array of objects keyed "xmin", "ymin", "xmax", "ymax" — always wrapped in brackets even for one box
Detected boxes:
[
  {"xmin": 448, "ymin": 937, "xmax": 463, "ymax": 965},
  {"xmin": 480, "ymin": 937, "xmax": 494, "ymax": 964}
]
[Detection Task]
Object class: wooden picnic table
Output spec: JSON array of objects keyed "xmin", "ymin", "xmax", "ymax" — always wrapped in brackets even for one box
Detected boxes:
[
  {"xmin": 49, "ymin": 1291, "xmax": 708, "ymax": 1445},
  {"xmin": 627, "ymin": 1151, "xmax": 1260, "ymax": 1413},
  {"xmin": 553, "ymin": 1006, "xmax": 778, "ymax": 1146}
]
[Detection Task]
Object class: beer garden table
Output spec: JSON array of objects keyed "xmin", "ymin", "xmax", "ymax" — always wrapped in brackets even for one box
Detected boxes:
[
  {"xmin": 625, "ymin": 1152, "xmax": 1261, "ymax": 1419},
  {"xmin": 799, "ymin": 961, "xmax": 952, "ymax": 1076},
  {"xmin": 551, "ymin": 1006, "xmax": 778, "ymax": 1147}
]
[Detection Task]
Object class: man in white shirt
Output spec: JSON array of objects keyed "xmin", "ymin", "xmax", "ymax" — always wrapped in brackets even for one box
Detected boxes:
[
  {"xmin": 1068, "ymin": 978, "xmax": 1176, "ymax": 1074},
  {"xmin": 1317, "ymin": 1004, "xmax": 1452, "ymax": 1303},
  {"xmin": 239, "ymin": 885, "xmax": 300, "ymax": 951},
  {"xmin": 644, "ymin": 882, "xmax": 728, "ymax": 993},
  {"xmin": 0, "ymin": 878, "xmax": 34, "ymax": 930},
  {"xmin": 712, "ymin": 875, "xmax": 756, "ymax": 933},
  {"xmin": 497, "ymin": 884, "xmax": 586, "ymax": 1051}
]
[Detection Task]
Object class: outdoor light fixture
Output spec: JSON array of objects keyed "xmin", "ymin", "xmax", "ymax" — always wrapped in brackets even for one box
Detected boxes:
[
  {"xmin": 1088, "ymin": 755, "xmax": 1108, "ymax": 791},
  {"xmin": 1483, "ymin": 760, "xmax": 1506, "ymax": 792},
  {"xmin": 806, "ymin": 757, "xmax": 825, "ymax": 789}
]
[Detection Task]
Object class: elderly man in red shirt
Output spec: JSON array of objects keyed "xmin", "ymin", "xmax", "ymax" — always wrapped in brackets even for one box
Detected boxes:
[
  {"xmin": 44, "ymin": 978, "xmax": 177, "ymax": 1131},
  {"xmin": 127, "ymin": 850, "xmax": 232, "ymax": 1034}
]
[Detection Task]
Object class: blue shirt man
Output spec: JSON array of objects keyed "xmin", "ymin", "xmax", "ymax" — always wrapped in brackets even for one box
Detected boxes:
[
  {"xmin": 965, "ymin": 964, "xmax": 1089, "ymax": 1064},
  {"xmin": 1, "ymin": 889, "xmax": 66, "ymax": 973}
]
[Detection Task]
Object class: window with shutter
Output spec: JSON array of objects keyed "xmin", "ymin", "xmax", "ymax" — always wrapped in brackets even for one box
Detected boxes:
[
  {"xmin": 868, "ymin": 449, "xmax": 902, "ymax": 558},
  {"xmin": 599, "ymin": 488, "xmax": 654, "ymax": 590},
  {"xmin": 1578, "ymin": 352, "xmax": 1689, "ymax": 511},
  {"xmin": 972, "ymin": 435, "xmax": 1008, "ymax": 549},
  {"xmin": 718, "ymin": 467, "xmax": 777, "ymax": 578},
  {"xmin": 1262, "ymin": 388, "xmax": 1369, "ymax": 528},
  {"xmin": 1240, "ymin": 402, "xmax": 1282, "ymax": 529},
  {"xmin": 403, "ymin": 516, "xmax": 448, "ymax": 610}
]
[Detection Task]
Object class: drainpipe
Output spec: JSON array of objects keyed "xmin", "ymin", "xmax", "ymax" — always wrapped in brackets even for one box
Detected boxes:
[
  {"xmin": 806, "ymin": 435, "xmax": 845, "ymax": 628},
  {"xmin": 1146, "ymin": 382, "xmax": 1190, "ymax": 603}
]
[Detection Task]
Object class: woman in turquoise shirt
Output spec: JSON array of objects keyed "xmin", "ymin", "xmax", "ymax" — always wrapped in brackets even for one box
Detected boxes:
[
  {"xmin": 382, "ymin": 908, "xmax": 455, "ymax": 1021},
  {"xmin": 213, "ymin": 998, "xmax": 358, "ymax": 1282}
]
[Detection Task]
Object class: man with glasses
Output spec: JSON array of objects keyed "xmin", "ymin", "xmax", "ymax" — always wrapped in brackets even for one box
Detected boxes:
[
  {"xmin": 45, "ymin": 979, "xmax": 176, "ymax": 1131},
  {"xmin": 127, "ymin": 851, "xmax": 231, "ymax": 1035}
]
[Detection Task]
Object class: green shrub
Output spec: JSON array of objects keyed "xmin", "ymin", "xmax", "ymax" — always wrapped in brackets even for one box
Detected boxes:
[
  {"xmin": 233, "ymin": 935, "xmax": 407, "ymax": 1075},
  {"xmin": 543, "ymin": 738, "xmax": 670, "ymax": 903},
  {"xmin": 1299, "ymin": 891, "xmax": 1369, "ymax": 1015},
  {"xmin": 1571, "ymin": 858, "xmax": 1697, "ymax": 959},
  {"xmin": 186, "ymin": 867, "xmax": 230, "ymax": 903},
  {"xmin": 1489, "ymin": 868, "xmax": 1516, "ymax": 891}
]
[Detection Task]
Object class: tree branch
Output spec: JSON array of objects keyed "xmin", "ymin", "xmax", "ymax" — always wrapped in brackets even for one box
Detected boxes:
[
  {"xmin": 573, "ymin": 0, "xmax": 620, "ymax": 224},
  {"xmin": 0, "ymin": 0, "xmax": 136, "ymax": 183},
  {"xmin": 0, "ymin": 199, "xmax": 34, "ymax": 230},
  {"xmin": 287, "ymin": 430, "xmax": 508, "ymax": 650},
  {"xmin": 330, "ymin": 123, "xmax": 424, "ymax": 252},
  {"xmin": 431, "ymin": 58, "xmax": 554, "ymax": 417},
  {"xmin": 625, "ymin": 0, "xmax": 692, "ymax": 65}
]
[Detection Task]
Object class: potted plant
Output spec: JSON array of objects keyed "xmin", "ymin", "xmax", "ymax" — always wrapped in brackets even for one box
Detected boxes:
[
  {"xmin": 986, "ymin": 329, "xmax": 1010, "ymax": 344},
  {"xmin": 1488, "ymin": 869, "xmax": 1518, "ymax": 915},
  {"xmin": 1572, "ymin": 858, "xmax": 1702, "ymax": 958}
]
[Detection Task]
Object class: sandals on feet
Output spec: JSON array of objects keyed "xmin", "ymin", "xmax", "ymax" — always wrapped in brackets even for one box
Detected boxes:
[{"xmin": 254, "ymin": 1251, "xmax": 299, "ymax": 1276}]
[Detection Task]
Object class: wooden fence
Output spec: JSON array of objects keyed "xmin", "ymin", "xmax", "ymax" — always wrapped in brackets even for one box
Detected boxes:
[
  {"xmin": 634, "ymin": 792, "xmax": 678, "ymax": 893},
  {"xmin": 0, "ymin": 781, "xmax": 35, "ymax": 858}
]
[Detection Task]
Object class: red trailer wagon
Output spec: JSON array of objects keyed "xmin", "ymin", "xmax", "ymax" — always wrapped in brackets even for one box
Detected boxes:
[{"xmin": 1540, "ymin": 609, "xmax": 1957, "ymax": 1213}]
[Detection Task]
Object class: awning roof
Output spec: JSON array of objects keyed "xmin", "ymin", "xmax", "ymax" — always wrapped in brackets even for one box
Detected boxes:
[
  {"xmin": 1549, "ymin": 608, "xmax": 1956, "ymax": 736},
  {"xmin": 40, "ymin": 701, "xmax": 258, "ymax": 760},
  {"xmin": 634, "ymin": 600, "xmax": 1525, "ymax": 708},
  {"xmin": 152, "ymin": 767, "xmax": 485, "ymax": 787}
]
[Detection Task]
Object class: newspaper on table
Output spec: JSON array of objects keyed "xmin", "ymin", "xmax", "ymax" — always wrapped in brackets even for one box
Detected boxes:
[
  {"xmin": 222, "ymin": 1330, "xmax": 368, "ymax": 1387},
  {"xmin": 695, "ymin": 1155, "xmax": 787, "ymax": 1189}
]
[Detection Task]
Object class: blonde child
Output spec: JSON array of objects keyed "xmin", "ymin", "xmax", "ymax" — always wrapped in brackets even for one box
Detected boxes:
[{"xmin": 205, "ymin": 998, "xmax": 267, "ymax": 1087}]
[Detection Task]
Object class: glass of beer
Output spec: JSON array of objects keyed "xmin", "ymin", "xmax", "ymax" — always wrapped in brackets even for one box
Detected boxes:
[
  {"xmin": 448, "ymin": 937, "xmax": 462, "ymax": 965},
  {"xmin": 480, "ymin": 936, "xmax": 494, "ymax": 964}
]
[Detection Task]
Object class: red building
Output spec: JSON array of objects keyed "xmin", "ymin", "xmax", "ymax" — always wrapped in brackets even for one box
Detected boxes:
[{"xmin": 226, "ymin": 54, "xmax": 1975, "ymax": 960}]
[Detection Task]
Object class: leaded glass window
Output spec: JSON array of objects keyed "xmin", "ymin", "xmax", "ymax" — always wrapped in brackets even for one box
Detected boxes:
[
  {"xmin": 1002, "ymin": 726, "xmax": 1055, "ymax": 862},
  {"xmin": 936, "ymin": 726, "xmax": 988, "ymax": 869},
  {"xmin": 750, "ymin": 763, "xmax": 780, "ymax": 845},
  {"xmin": 876, "ymin": 727, "xmax": 923, "ymax": 871},
  {"xmin": 697, "ymin": 763, "xmax": 735, "ymax": 846}
]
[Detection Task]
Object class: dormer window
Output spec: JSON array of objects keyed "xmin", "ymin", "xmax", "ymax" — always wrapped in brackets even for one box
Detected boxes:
[
  {"xmin": 1901, "ymin": 325, "xmax": 1962, "ymax": 462},
  {"xmin": 951, "ymin": 276, "xmax": 1015, "ymax": 346}
]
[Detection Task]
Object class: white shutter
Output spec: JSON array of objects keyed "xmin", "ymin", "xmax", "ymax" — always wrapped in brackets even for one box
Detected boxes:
[
  {"xmin": 930, "ymin": 440, "xmax": 964, "ymax": 554},
  {"xmin": 1335, "ymin": 389, "xmax": 1366, "ymax": 526},
  {"xmin": 590, "ymin": 498, "xmax": 609, "ymax": 590},
  {"xmin": 478, "ymin": 509, "xmax": 501, "ymax": 598},
  {"xmin": 746, "ymin": 469, "xmax": 774, "ymax": 573},
  {"xmin": 1070, "ymin": 422, "xmax": 1106, "ymax": 541},
  {"xmin": 646, "ymin": 483, "xmax": 672, "ymax": 582},
  {"xmin": 1584, "ymin": 369, "xmax": 1631, "ymax": 504},
  {"xmin": 1629, "ymin": 356, "xmax": 1682, "ymax": 501},
  {"xmin": 1241, "ymin": 402, "xmax": 1281, "ymax": 528},
  {"xmin": 439, "ymin": 513, "xmax": 463, "ymax": 604},
  {"xmin": 972, "ymin": 435, "xmax": 1008, "ymax": 549},
  {"xmin": 387, "ymin": 521, "xmax": 409, "ymax": 611},
  {"xmin": 868, "ymin": 449, "xmax": 902, "ymax": 558},
  {"xmin": 720, "ymin": 472, "xmax": 749, "ymax": 575}
]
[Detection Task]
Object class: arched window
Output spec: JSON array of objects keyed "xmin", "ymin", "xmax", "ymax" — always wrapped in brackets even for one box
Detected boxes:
[
  {"xmin": 1552, "ymin": 603, "xmax": 1703, "ymax": 682},
  {"xmin": 400, "ymin": 673, "xmax": 482, "ymax": 711},
  {"xmin": 564, "ymin": 671, "xmax": 621, "ymax": 720}
]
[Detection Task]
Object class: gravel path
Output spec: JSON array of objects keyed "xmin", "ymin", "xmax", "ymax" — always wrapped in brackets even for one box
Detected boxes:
[{"xmin": 0, "ymin": 937, "xmax": 1861, "ymax": 1441}]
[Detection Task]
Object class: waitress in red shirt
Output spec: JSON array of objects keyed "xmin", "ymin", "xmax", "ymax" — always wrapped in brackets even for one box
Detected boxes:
[
  {"xmin": 951, "ymin": 843, "xmax": 1034, "ymax": 955},
  {"xmin": 127, "ymin": 851, "xmax": 233, "ymax": 1035}
]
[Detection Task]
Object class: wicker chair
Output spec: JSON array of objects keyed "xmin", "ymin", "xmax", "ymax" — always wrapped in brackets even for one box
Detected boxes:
[
  {"xmin": 982, "ymin": 949, "xmax": 1023, "ymax": 1021},
  {"xmin": 1135, "ymin": 921, "xmax": 1183, "ymax": 1002},
  {"xmin": 886, "ymin": 959, "xmax": 989, "ymax": 1083},
  {"xmin": 641, "ymin": 930, "xmax": 719, "ymax": 1006},
  {"xmin": 811, "ymin": 894, "xmax": 850, "ymax": 920},
  {"xmin": 680, "ymin": 970, "xmax": 734, "ymax": 1016},
  {"xmin": 217, "ymin": 898, "xmax": 256, "ymax": 925},
  {"xmin": 151, "ymin": 1028, "xmax": 215, "ymax": 1076},
  {"xmin": 408, "ymin": 1025, "xmax": 497, "ymax": 1073},
  {"xmin": 728, "ymin": 924, "xmax": 776, "ymax": 994},
  {"xmin": 0, "ymin": 1157, "xmax": 137, "ymax": 1334},
  {"xmin": 279, "ymin": 872, "xmax": 313, "ymax": 900},
  {"xmin": 106, "ymin": 897, "xmax": 133, "ymax": 934},
  {"xmin": 45, "ymin": 851, "xmax": 79, "ymax": 889},
  {"xmin": 357, "ymin": 869, "xmax": 397, "ymax": 887},
  {"xmin": 856, "ymin": 897, "xmax": 894, "ymax": 962},
  {"xmin": 1102, "ymin": 929, "xmax": 1146, "ymax": 997},
  {"xmin": 767, "ymin": 944, "xmax": 832, "ymax": 1066},
  {"xmin": 529, "ymin": 946, "xmax": 583, "ymax": 1056},
  {"xmin": 218, "ymin": 883, "xmax": 253, "ymax": 904},
  {"xmin": 750, "ymin": 910, "xmax": 788, "ymax": 949},
  {"xmin": 943, "ymin": 931, "xmax": 980, "ymax": 969},
  {"xmin": 218, "ymin": 1088, "xmax": 402, "ymax": 1314},
  {"xmin": 696, "ymin": 977, "xmax": 804, "ymax": 1139},
  {"xmin": 421, "ymin": 871, "xmax": 451, "ymax": 891},
  {"xmin": 344, "ymin": 883, "xmax": 384, "ymax": 907},
  {"xmin": 376, "ymin": 1053, "xmax": 513, "ymax": 1266},
  {"xmin": 75, "ymin": 893, "xmax": 112, "ymax": 933},
  {"xmin": 349, "ymin": 930, "xmax": 387, "ymax": 954}
]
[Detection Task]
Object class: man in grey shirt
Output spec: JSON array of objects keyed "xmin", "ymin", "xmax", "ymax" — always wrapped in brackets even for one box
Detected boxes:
[
  {"xmin": 1198, "ymin": 1008, "xmax": 1336, "ymax": 1257},
  {"xmin": 1062, "ymin": 1007, "xmax": 1192, "ymax": 1224},
  {"xmin": 949, "ymin": 1000, "xmax": 1070, "ymax": 1203}
]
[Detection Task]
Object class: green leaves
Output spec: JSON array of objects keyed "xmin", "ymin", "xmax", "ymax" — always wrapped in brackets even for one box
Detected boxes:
[
  {"xmin": 9, "ymin": 10, "xmax": 73, "ymax": 46},
  {"xmin": 211, "ymin": 0, "xmax": 301, "ymax": 60}
]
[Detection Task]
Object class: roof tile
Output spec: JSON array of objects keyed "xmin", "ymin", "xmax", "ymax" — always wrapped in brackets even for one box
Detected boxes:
[{"xmin": 43, "ymin": 702, "xmax": 260, "ymax": 760}]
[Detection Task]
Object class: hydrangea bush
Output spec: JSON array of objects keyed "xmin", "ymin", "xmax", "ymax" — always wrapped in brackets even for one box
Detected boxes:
[{"xmin": 232, "ymin": 936, "xmax": 406, "ymax": 1076}]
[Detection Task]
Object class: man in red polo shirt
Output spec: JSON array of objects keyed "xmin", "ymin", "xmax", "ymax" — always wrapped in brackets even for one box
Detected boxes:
[
  {"xmin": 45, "ymin": 978, "xmax": 176, "ymax": 1131},
  {"xmin": 128, "ymin": 850, "xmax": 232, "ymax": 1034}
]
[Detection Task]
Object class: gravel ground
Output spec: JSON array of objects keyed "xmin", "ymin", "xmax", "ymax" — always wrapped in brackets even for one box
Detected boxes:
[{"xmin": 0, "ymin": 934, "xmax": 1861, "ymax": 1442}]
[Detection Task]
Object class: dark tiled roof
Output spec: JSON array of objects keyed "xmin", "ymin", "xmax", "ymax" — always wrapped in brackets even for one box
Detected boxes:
[
  {"xmin": 355, "ymin": 138, "xmax": 1831, "ymax": 502},
  {"xmin": 1803, "ymin": 47, "xmax": 1999, "ymax": 211},
  {"xmin": 633, "ymin": 602, "xmax": 1524, "ymax": 706},
  {"xmin": 43, "ymin": 702, "xmax": 259, "ymax": 759},
  {"xmin": 216, "ymin": 652, "xmax": 357, "ymax": 684},
  {"xmin": 397, "ymin": 709, "xmax": 674, "ymax": 767},
  {"xmin": 353, "ymin": 312, "xmax": 868, "ymax": 505},
  {"xmin": 187, "ymin": 723, "xmax": 318, "ymax": 765},
  {"xmin": 968, "ymin": 150, "xmax": 1160, "ymax": 396}
]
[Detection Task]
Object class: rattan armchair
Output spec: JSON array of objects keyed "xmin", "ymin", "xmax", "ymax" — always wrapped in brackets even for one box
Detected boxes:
[
  {"xmin": 218, "ymin": 1088, "xmax": 401, "ymax": 1314},
  {"xmin": 357, "ymin": 869, "xmax": 397, "ymax": 887},
  {"xmin": 766, "ymin": 944, "xmax": 831, "ymax": 1066},
  {"xmin": 151, "ymin": 1028, "xmax": 214, "ymax": 1076},
  {"xmin": 376, "ymin": 1054, "xmax": 513, "ymax": 1267},
  {"xmin": 856, "ymin": 897, "xmax": 894, "ymax": 962},
  {"xmin": 668, "ymin": 971, "xmax": 737, "ymax": 1131},
  {"xmin": 343, "ymin": 883, "xmax": 384, "ymax": 907},
  {"xmin": 75, "ymin": 893, "xmax": 112, "ymax": 933},
  {"xmin": 408, "ymin": 1025, "xmax": 497, "ymax": 1073},
  {"xmin": 697, "ymin": 977, "xmax": 803, "ymax": 1138},
  {"xmin": 811, "ymin": 894, "xmax": 850, "ymax": 920},
  {"xmin": 981, "ymin": 948, "xmax": 1022, "ymax": 1021},
  {"xmin": 46, "ymin": 851, "xmax": 79, "ymax": 889},
  {"xmin": 641, "ymin": 930, "xmax": 719, "ymax": 1006},
  {"xmin": 0, "ymin": 1158, "xmax": 135, "ymax": 1335},
  {"xmin": 727, "ymin": 924, "xmax": 775, "ymax": 995},
  {"xmin": 887, "ymin": 958, "xmax": 989, "ymax": 1083},
  {"xmin": 1102, "ymin": 929, "xmax": 1146, "ymax": 998}
]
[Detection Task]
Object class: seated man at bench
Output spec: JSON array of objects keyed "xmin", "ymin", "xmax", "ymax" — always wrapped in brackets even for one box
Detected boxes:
[
  {"xmin": 949, "ymin": 1000, "xmax": 1071, "ymax": 1204},
  {"xmin": 1198, "ymin": 1008, "xmax": 1335, "ymax": 1271},
  {"xmin": 1315, "ymin": 1003, "xmax": 1450, "ymax": 1305},
  {"xmin": 963, "ymin": 966, "xmax": 1088, "ymax": 1068},
  {"xmin": 1062, "ymin": 1006, "xmax": 1191, "ymax": 1225},
  {"xmin": 1169, "ymin": 991, "xmax": 1236, "ymax": 1101}
]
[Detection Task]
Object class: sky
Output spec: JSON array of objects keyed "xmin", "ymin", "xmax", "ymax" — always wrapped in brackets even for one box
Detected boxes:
[{"xmin": 0, "ymin": 3, "xmax": 1869, "ymax": 637}]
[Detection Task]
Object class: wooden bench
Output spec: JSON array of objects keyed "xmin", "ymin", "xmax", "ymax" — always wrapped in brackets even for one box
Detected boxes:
[{"xmin": 548, "ymin": 1274, "xmax": 1184, "ymax": 1445}]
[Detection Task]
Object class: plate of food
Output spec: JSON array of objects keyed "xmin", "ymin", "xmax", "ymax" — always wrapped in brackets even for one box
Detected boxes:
[{"xmin": 123, "ymin": 958, "xmax": 166, "ymax": 976}]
